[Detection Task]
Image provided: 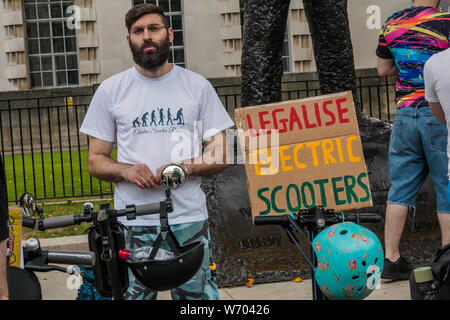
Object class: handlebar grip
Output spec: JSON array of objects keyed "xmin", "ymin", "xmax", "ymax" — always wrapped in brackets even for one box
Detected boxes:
[
  {"xmin": 357, "ymin": 213, "xmax": 381, "ymax": 223},
  {"xmin": 342, "ymin": 213, "xmax": 381, "ymax": 223},
  {"xmin": 40, "ymin": 215, "xmax": 77, "ymax": 230},
  {"xmin": 134, "ymin": 202, "xmax": 161, "ymax": 216},
  {"xmin": 47, "ymin": 251, "xmax": 96, "ymax": 266},
  {"xmin": 254, "ymin": 215, "xmax": 291, "ymax": 227},
  {"xmin": 22, "ymin": 216, "xmax": 36, "ymax": 229}
]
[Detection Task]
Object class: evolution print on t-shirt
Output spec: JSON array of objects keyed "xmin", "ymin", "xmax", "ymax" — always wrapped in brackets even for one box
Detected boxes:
[{"xmin": 132, "ymin": 107, "xmax": 185, "ymax": 135}]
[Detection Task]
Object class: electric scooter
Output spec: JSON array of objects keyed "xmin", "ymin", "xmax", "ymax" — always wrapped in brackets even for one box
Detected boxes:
[{"xmin": 8, "ymin": 165, "xmax": 204, "ymax": 300}]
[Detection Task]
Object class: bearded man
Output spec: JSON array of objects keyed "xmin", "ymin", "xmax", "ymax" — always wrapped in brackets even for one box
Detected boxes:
[{"xmin": 80, "ymin": 3, "xmax": 234, "ymax": 300}]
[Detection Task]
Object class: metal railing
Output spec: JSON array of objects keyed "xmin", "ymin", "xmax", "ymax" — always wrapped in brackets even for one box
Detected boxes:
[
  {"xmin": 0, "ymin": 90, "xmax": 114, "ymax": 203},
  {"xmin": 0, "ymin": 73, "xmax": 396, "ymax": 203},
  {"xmin": 213, "ymin": 73, "xmax": 397, "ymax": 122}
]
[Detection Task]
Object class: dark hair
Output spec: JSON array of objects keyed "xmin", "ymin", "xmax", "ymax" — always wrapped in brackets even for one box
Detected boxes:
[{"xmin": 125, "ymin": 3, "xmax": 169, "ymax": 33}]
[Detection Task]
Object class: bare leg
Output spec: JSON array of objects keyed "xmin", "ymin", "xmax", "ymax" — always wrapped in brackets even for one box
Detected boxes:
[
  {"xmin": 0, "ymin": 240, "xmax": 9, "ymax": 300},
  {"xmin": 437, "ymin": 213, "xmax": 450, "ymax": 247},
  {"xmin": 384, "ymin": 204, "xmax": 409, "ymax": 261}
]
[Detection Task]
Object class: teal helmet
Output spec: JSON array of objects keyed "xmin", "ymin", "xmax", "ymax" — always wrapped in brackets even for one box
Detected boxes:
[{"xmin": 312, "ymin": 222, "xmax": 384, "ymax": 300}]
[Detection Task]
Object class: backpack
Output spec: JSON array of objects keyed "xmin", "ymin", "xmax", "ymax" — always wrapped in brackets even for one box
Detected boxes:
[{"xmin": 410, "ymin": 243, "xmax": 450, "ymax": 300}]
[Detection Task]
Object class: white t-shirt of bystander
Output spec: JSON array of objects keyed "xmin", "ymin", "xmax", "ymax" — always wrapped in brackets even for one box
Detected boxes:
[
  {"xmin": 424, "ymin": 48, "xmax": 450, "ymax": 177},
  {"xmin": 80, "ymin": 65, "xmax": 234, "ymax": 226}
]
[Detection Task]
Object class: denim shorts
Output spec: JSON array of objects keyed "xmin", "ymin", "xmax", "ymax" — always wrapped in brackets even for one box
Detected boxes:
[
  {"xmin": 123, "ymin": 219, "xmax": 219, "ymax": 300},
  {"xmin": 388, "ymin": 106, "xmax": 450, "ymax": 213}
]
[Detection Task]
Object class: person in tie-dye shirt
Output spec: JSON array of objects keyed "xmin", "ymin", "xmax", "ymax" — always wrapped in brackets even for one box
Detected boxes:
[
  {"xmin": 377, "ymin": 2, "xmax": 450, "ymax": 108},
  {"xmin": 376, "ymin": 0, "xmax": 450, "ymax": 282}
]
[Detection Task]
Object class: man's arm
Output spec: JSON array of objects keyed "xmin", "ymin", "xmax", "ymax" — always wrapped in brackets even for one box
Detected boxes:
[
  {"xmin": 0, "ymin": 240, "xmax": 8, "ymax": 300},
  {"xmin": 155, "ymin": 131, "xmax": 229, "ymax": 182},
  {"xmin": 424, "ymin": 58, "xmax": 445, "ymax": 123},
  {"xmin": 185, "ymin": 130, "xmax": 229, "ymax": 176},
  {"xmin": 377, "ymin": 57, "xmax": 399, "ymax": 77},
  {"xmin": 88, "ymin": 136, "xmax": 158, "ymax": 189},
  {"xmin": 429, "ymin": 102, "xmax": 446, "ymax": 124}
]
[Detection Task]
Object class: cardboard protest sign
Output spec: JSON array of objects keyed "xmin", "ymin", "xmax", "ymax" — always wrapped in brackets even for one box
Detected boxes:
[{"xmin": 234, "ymin": 91, "xmax": 372, "ymax": 218}]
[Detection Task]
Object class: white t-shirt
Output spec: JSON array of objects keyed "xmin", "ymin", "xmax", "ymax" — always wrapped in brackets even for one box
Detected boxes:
[
  {"xmin": 424, "ymin": 48, "xmax": 450, "ymax": 177},
  {"xmin": 80, "ymin": 65, "xmax": 234, "ymax": 226}
]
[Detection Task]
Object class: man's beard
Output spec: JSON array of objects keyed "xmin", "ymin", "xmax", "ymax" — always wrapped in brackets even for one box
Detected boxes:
[{"xmin": 129, "ymin": 35, "xmax": 171, "ymax": 71}]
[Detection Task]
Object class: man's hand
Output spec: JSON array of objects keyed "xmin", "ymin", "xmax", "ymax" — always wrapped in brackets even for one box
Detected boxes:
[
  {"xmin": 155, "ymin": 164, "xmax": 168, "ymax": 186},
  {"xmin": 87, "ymin": 137, "xmax": 159, "ymax": 189},
  {"xmin": 122, "ymin": 164, "xmax": 159, "ymax": 189},
  {"xmin": 429, "ymin": 101, "xmax": 446, "ymax": 124},
  {"xmin": 88, "ymin": 130, "xmax": 229, "ymax": 189}
]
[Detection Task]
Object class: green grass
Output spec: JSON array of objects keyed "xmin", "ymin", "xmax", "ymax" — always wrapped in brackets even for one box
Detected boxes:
[
  {"xmin": 4, "ymin": 148, "xmax": 117, "ymax": 202},
  {"xmin": 4, "ymin": 148, "xmax": 119, "ymax": 239}
]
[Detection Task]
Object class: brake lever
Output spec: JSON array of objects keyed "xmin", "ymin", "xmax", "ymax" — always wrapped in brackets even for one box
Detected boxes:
[
  {"xmin": 287, "ymin": 214, "xmax": 312, "ymax": 246},
  {"xmin": 324, "ymin": 214, "xmax": 339, "ymax": 225},
  {"xmin": 25, "ymin": 264, "xmax": 68, "ymax": 273}
]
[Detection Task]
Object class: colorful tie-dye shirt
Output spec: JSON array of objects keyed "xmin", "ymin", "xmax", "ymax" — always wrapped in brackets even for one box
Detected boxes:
[{"xmin": 376, "ymin": 6, "xmax": 450, "ymax": 109}]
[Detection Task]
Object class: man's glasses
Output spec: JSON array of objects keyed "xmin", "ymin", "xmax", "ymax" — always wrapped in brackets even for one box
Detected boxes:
[{"xmin": 131, "ymin": 24, "xmax": 167, "ymax": 35}]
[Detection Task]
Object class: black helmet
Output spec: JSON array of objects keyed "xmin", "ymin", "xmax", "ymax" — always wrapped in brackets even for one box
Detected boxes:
[
  {"xmin": 127, "ymin": 237, "xmax": 204, "ymax": 291},
  {"xmin": 127, "ymin": 164, "xmax": 204, "ymax": 291}
]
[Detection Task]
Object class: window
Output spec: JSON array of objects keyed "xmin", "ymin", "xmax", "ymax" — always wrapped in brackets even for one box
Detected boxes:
[
  {"xmin": 223, "ymin": 39, "xmax": 242, "ymax": 53},
  {"xmin": 240, "ymin": 0, "xmax": 291, "ymax": 72},
  {"xmin": 132, "ymin": 0, "xmax": 185, "ymax": 68},
  {"xmin": 281, "ymin": 31, "xmax": 291, "ymax": 72},
  {"xmin": 23, "ymin": 0, "xmax": 80, "ymax": 88}
]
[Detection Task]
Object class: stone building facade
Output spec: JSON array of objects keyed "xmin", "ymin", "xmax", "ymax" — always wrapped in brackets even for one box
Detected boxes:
[{"xmin": 1, "ymin": 0, "xmax": 447, "ymax": 92}]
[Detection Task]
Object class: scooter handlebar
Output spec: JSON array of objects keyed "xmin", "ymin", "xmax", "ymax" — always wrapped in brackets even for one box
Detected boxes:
[
  {"xmin": 47, "ymin": 250, "xmax": 96, "ymax": 266},
  {"xmin": 253, "ymin": 212, "xmax": 381, "ymax": 227},
  {"xmin": 39, "ymin": 215, "xmax": 84, "ymax": 231},
  {"xmin": 253, "ymin": 215, "xmax": 291, "ymax": 227},
  {"xmin": 22, "ymin": 216, "xmax": 37, "ymax": 229},
  {"xmin": 134, "ymin": 202, "xmax": 162, "ymax": 216},
  {"xmin": 342, "ymin": 213, "xmax": 381, "ymax": 223}
]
